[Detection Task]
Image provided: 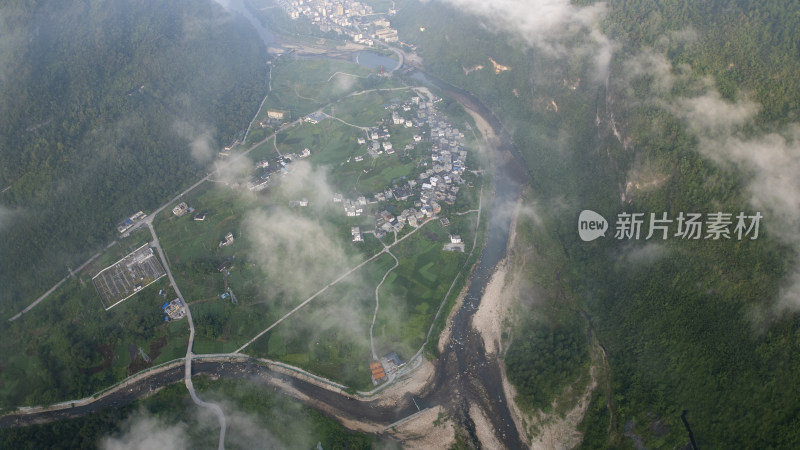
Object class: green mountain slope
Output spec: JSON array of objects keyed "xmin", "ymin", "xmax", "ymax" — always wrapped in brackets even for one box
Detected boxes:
[
  {"xmin": 0, "ymin": 0, "xmax": 266, "ymax": 313},
  {"xmin": 392, "ymin": 0, "xmax": 800, "ymax": 447}
]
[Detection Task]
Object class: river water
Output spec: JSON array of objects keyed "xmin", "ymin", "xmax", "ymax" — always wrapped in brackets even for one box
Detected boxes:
[
  {"xmin": 213, "ymin": 0, "xmax": 277, "ymax": 50},
  {"xmin": 351, "ymin": 51, "xmax": 398, "ymax": 71},
  {"xmin": 405, "ymin": 67, "xmax": 530, "ymax": 448}
]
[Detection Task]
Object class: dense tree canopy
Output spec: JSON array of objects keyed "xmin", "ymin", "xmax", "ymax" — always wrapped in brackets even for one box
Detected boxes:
[
  {"xmin": 393, "ymin": 0, "xmax": 800, "ymax": 447},
  {"xmin": 0, "ymin": 0, "xmax": 267, "ymax": 313}
]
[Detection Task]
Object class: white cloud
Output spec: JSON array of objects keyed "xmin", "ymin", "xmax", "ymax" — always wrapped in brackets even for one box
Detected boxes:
[
  {"xmin": 628, "ymin": 48, "xmax": 800, "ymax": 312},
  {"xmin": 624, "ymin": 242, "xmax": 668, "ymax": 266},
  {"xmin": 190, "ymin": 133, "xmax": 216, "ymax": 165},
  {"xmin": 623, "ymin": 50, "xmax": 691, "ymax": 96},
  {"xmin": 273, "ymin": 160, "xmax": 337, "ymax": 213},
  {"xmin": 244, "ymin": 207, "xmax": 355, "ymax": 301},
  {"xmin": 0, "ymin": 205, "xmax": 20, "ymax": 232},
  {"xmin": 213, "ymin": 154, "xmax": 254, "ymax": 186},
  {"xmin": 172, "ymin": 120, "xmax": 217, "ymax": 165},
  {"xmin": 100, "ymin": 416, "xmax": 189, "ymax": 450},
  {"xmin": 435, "ymin": 0, "xmax": 614, "ymax": 79},
  {"xmin": 674, "ymin": 90, "xmax": 759, "ymax": 138},
  {"xmin": 198, "ymin": 399, "xmax": 290, "ymax": 450}
]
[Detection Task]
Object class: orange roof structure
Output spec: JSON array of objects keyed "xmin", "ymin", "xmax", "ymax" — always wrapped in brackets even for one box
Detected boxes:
[{"xmin": 370, "ymin": 361, "xmax": 386, "ymax": 380}]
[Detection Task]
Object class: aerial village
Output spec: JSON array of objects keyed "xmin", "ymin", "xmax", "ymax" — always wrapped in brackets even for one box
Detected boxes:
[
  {"xmin": 108, "ymin": 69, "xmax": 474, "ymax": 387},
  {"xmin": 277, "ymin": 0, "xmax": 409, "ymax": 47},
  {"xmin": 336, "ymin": 94, "xmax": 469, "ymax": 250},
  {"xmin": 252, "ymin": 94, "xmax": 470, "ymax": 385},
  {"xmin": 242, "ymin": 91, "xmax": 471, "ymax": 260}
]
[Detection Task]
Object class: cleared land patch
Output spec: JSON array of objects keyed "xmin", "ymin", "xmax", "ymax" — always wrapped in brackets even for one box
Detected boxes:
[{"xmin": 92, "ymin": 244, "xmax": 166, "ymax": 310}]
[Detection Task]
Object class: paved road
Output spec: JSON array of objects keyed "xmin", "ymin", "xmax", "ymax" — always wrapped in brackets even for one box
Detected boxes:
[
  {"xmin": 8, "ymin": 240, "xmax": 117, "ymax": 322},
  {"xmin": 146, "ymin": 222, "xmax": 228, "ymax": 449},
  {"xmin": 235, "ymin": 217, "xmax": 434, "ymax": 354},
  {"xmin": 369, "ymin": 249, "xmax": 399, "ymax": 360}
]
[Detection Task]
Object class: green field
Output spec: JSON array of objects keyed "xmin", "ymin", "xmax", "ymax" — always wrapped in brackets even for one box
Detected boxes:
[
  {"xmin": 153, "ymin": 174, "xmax": 390, "ymax": 355},
  {"xmin": 245, "ymin": 56, "xmax": 406, "ymax": 147},
  {"xmin": 248, "ymin": 252, "xmax": 398, "ymax": 390},
  {"xmin": 238, "ymin": 214, "xmax": 480, "ymax": 389},
  {"xmin": 245, "ymin": 137, "xmax": 281, "ymax": 162},
  {"xmin": 372, "ymin": 220, "xmax": 473, "ymax": 358},
  {"xmin": 258, "ymin": 58, "xmax": 393, "ymax": 122},
  {"xmin": 355, "ymin": 158, "xmax": 418, "ymax": 194},
  {"xmin": 325, "ymin": 90, "xmax": 413, "ymax": 128},
  {"xmin": 0, "ymin": 213, "xmax": 202, "ymax": 411},
  {"xmin": 0, "ymin": 273, "xmax": 188, "ymax": 411},
  {"xmin": 277, "ymin": 120, "xmax": 362, "ymax": 167}
]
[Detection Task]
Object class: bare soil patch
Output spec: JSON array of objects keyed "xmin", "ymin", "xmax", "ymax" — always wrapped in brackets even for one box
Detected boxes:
[{"xmin": 388, "ymin": 405, "xmax": 456, "ymax": 449}]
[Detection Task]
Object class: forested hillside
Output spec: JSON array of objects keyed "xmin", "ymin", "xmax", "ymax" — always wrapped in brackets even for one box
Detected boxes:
[
  {"xmin": 393, "ymin": 0, "xmax": 800, "ymax": 447},
  {"xmin": 0, "ymin": 0, "xmax": 266, "ymax": 313}
]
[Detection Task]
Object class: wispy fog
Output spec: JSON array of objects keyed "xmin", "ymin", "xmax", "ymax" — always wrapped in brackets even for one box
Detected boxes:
[
  {"xmin": 214, "ymin": 154, "xmax": 255, "ymax": 185},
  {"xmin": 239, "ymin": 159, "xmax": 365, "ymax": 302},
  {"xmin": 624, "ymin": 242, "xmax": 668, "ymax": 266},
  {"xmin": 100, "ymin": 415, "xmax": 189, "ymax": 450},
  {"xmin": 244, "ymin": 207, "xmax": 355, "ymax": 300},
  {"xmin": 173, "ymin": 120, "xmax": 218, "ymax": 165},
  {"xmin": 272, "ymin": 160, "xmax": 337, "ymax": 214},
  {"xmin": 100, "ymin": 395, "xmax": 292, "ymax": 450},
  {"xmin": 624, "ymin": 49, "xmax": 800, "ymax": 313},
  {"xmin": 0, "ymin": 205, "xmax": 21, "ymax": 232},
  {"xmin": 198, "ymin": 398, "xmax": 290, "ymax": 450},
  {"xmin": 0, "ymin": 7, "xmax": 28, "ymax": 84},
  {"xmin": 435, "ymin": 0, "xmax": 613, "ymax": 80},
  {"xmin": 444, "ymin": 0, "xmax": 800, "ymax": 313}
]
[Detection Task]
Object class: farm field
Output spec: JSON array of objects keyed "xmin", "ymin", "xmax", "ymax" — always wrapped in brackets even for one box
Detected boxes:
[
  {"xmin": 0, "ymin": 272, "xmax": 187, "ymax": 411},
  {"xmin": 245, "ymin": 56, "xmax": 402, "ymax": 146},
  {"xmin": 93, "ymin": 244, "xmax": 166, "ymax": 310}
]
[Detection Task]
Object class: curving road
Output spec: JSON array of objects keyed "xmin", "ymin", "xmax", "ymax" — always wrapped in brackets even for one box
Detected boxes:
[{"xmin": 369, "ymin": 249, "xmax": 399, "ymax": 361}]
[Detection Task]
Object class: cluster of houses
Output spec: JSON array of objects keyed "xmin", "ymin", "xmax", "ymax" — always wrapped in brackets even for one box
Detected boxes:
[
  {"xmin": 333, "ymin": 93, "xmax": 470, "ymax": 240},
  {"xmin": 304, "ymin": 111, "xmax": 327, "ymax": 125},
  {"xmin": 247, "ymin": 150, "xmax": 310, "ymax": 192},
  {"xmin": 227, "ymin": 90, "xmax": 471, "ymax": 255},
  {"xmin": 357, "ymin": 95, "xmax": 467, "ymax": 183},
  {"xmin": 351, "ymin": 226, "xmax": 363, "ymax": 242},
  {"xmin": 117, "ymin": 210, "xmax": 147, "ymax": 235},
  {"xmin": 169, "ymin": 202, "xmax": 208, "ymax": 223},
  {"xmin": 278, "ymin": 0, "xmax": 401, "ymax": 45},
  {"xmin": 370, "ymin": 352, "xmax": 405, "ymax": 385},
  {"xmin": 334, "ymin": 193, "xmax": 367, "ymax": 216},
  {"xmin": 357, "ymin": 127, "xmax": 395, "ymax": 157},
  {"xmin": 248, "ymin": 159, "xmax": 281, "ymax": 192}
]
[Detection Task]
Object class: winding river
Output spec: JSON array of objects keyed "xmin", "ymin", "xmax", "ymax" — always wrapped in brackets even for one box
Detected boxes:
[{"xmin": 408, "ymin": 67, "xmax": 531, "ymax": 448}]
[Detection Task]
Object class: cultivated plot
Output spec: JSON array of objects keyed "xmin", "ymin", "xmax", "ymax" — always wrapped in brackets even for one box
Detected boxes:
[{"xmin": 92, "ymin": 243, "xmax": 166, "ymax": 310}]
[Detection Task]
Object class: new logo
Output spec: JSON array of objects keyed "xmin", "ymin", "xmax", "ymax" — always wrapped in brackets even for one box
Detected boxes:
[{"xmin": 578, "ymin": 210, "xmax": 608, "ymax": 241}]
